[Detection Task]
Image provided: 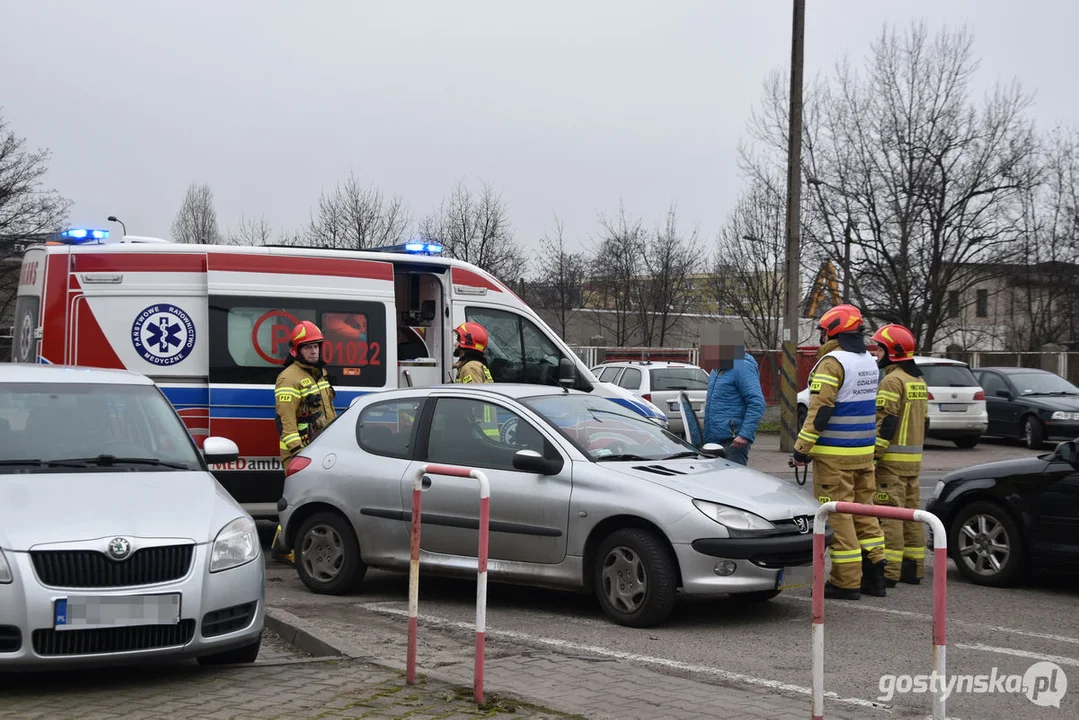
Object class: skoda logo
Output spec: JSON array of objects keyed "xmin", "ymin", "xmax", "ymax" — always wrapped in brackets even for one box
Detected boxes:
[
  {"xmin": 107, "ymin": 537, "xmax": 132, "ymax": 560},
  {"xmin": 793, "ymin": 516, "xmax": 811, "ymax": 534}
]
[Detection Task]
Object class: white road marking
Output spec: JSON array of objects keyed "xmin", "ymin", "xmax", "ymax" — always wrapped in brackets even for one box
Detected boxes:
[
  {"xmin": 357, "ymin": 601, "xmax": 893, "ymax": 713},
  {"xmin": 777, "ymin": 595, "xmax": 1079, "ymax": 647},
  {"xmin": 953, "ymin": 643, "xmax": 1079, "ymax": 668}
]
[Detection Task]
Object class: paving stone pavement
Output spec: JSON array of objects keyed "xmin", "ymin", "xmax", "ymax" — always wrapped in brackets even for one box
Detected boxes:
[{"xmin": 0, "ymin": 646, "xmax": 577, "ymax": 720}]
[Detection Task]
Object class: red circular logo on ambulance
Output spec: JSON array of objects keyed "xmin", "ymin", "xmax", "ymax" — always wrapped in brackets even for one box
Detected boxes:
[
  {"xmin": 252, "ymin": 309, "xmax": 300, "ymax": 365},
  {"xmin": 132, "ymin": 304, "xmax": 196, "ymax": 366}
]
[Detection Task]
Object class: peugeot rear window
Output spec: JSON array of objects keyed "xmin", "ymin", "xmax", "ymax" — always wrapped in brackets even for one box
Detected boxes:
[
  {"xmin": 650, "ymin": 368, "xmax": 709, "ymax": 390},
  {"xmin": 920, "ymin": 364, "xmax": 978, "ymax": 388}
]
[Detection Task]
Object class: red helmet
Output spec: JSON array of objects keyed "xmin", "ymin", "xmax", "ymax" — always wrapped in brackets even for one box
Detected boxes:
[
  {"xmin": 289, "ymin": 321, "xmax": 324, "ymax": 357},
  {"xmin": 817, "ymin": 304, "xmax": 865, "ymax": 339},
  {"xmin": 454, "ymin": 321, "xmax": 488, "ymax": 352},
  {"xmin": 871, "ymin": 324, "xmax": 916, "ymax": 362}
]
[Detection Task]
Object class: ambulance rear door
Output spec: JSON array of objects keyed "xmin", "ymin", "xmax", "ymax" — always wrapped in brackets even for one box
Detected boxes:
[{"xmin": 11, "ymin": 247, "xmax": 47, "ymax": 364}]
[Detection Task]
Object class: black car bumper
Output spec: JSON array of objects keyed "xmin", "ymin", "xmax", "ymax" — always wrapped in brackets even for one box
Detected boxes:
[{"xmin": 691, "ymin": 527, "xmax": 835, "ymax": 569}]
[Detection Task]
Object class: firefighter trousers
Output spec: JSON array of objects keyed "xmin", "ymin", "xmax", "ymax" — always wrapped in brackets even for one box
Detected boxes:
[
  {"xmin": 813, "ymin": 455, "xmax": 886, "ymax": 590},
  {"xmin": 873, "ymin": 463, "xmax": 925, "ymax": 580}
]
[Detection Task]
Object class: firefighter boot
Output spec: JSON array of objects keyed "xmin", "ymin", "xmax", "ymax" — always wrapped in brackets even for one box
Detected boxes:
[
  {"xmin": 824, "ymin": 581, "xmax": 860, "ymax": 600},
  {"xmin": 900, "ymin": 558, "xmax": 921, "ymax": 585},
  {"xmin": 270, "ymin": 524, "xmax": 294, "ymax": 565},
  {"xmin": 860, "ymin": 552, "xmax": 887, "ymax": 597}
]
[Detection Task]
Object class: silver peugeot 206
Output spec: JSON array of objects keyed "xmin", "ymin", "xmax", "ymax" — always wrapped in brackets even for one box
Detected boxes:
[
  {"xmin": 277, "ymin": 381, "xmax": 830, "ymax": 628},
  {"xmin": 0, "ymin": 364, "xmax": 265, "ymax": 668}
]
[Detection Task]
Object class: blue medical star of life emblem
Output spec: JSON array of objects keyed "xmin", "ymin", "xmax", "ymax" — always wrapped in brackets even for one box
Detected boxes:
[{"xmin": 132, "ymin": 304, "xmax": 196, "ymax": 366}]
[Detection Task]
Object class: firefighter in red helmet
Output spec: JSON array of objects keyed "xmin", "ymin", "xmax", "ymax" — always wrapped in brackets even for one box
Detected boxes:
[
  {"xmin": 870, "ymin": 323, "xmax": 928, "ymax": 587},
  {"xmin": 791, "ymin": 304, "xmax": 888, "ymax": 599},
  {"xmin": 453, "ymin": 321, "xmax": 493, "ymax": 384},
  {"xmin": 270, "ymin": 320, "xmax": 337, "ymax": 564}
]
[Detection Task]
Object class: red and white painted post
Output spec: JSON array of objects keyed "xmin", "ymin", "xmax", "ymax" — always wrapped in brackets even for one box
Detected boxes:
[
  {"xmin": 405, "ymin": 463, "xmax": 492, "ymax": 704},
  {"xmin": 811, "ymin": 501, "xmax": 948, "ymax": 720}
]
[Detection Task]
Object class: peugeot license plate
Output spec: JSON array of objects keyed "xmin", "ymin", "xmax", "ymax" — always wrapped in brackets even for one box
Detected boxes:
[
  {"xmin": 54, "ymin": 593, "xmax": 181, "ymax": 631},
  {"xmin": 940, "ymin": 403, "xmax": 967, "ymax": 412},
  {"xmin": 777, "ymin": 565, "xmax": 814, "ymax": 591}
]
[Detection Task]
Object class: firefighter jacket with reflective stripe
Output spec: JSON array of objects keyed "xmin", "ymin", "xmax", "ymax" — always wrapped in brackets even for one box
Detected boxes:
[
  {"xmin": 795, "ymin": 347, "xmax": 879, "ymax": 460},
  {"xmin": 875, "ymin": 364, "xmax": 928, "ymax": 467},
  {"xmin": 275, "ymin": 360, "xmax": 337, "ymax": 465},
  {"xmin": 454, "ymin": 358, "xmax": 493, "ymax": 384}
]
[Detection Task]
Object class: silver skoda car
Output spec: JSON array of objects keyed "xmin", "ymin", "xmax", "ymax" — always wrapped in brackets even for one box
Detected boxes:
[
  {"xmin": 278, "ymin": 382, "xmax": 828, "ymax": 627},
  {"xmin": 0, "ymin": 364, "xmax": 265, "ymax": 668}
]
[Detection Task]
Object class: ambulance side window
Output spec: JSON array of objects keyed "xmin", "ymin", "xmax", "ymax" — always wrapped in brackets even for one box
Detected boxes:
[
  {"xmin": 208, "ymin": 296, "xmax": 389, "ymax": 388},
  {"xmin": 464, "ymin": 307, "xmax": 564, "ymax": 386}
]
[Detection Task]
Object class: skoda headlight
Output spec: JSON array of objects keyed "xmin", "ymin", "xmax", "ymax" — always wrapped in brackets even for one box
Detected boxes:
[
  {"xmin": 210, "ymin": 516, "xmax": 260, "ymax": 573},
  {"xmin": 0, "ymin": 550, "xmax": 12, "ymax": 584},
  {"xmin": 693, "ymin": 500, "xmax": 775, "ymax": 531}
]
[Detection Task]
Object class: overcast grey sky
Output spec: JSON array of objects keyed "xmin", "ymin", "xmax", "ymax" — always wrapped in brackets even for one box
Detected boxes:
[{"xmin": 1, "ymin": 1, "xmax": 1074, "ymax": 267}]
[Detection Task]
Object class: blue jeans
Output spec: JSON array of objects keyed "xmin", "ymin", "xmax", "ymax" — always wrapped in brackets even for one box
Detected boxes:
[{"xmin": 717, "ymin": 438, "xmax": 750, "ymax": 466}]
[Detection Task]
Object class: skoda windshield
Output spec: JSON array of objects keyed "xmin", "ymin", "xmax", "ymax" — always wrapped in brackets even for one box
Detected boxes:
[
  {"xmin": 523, "ymin": 393, "xmax": 701, "ymax": 462},
  {"xmin": 0, "ymin": 382, "xmax": 203, "ymax": 472}
]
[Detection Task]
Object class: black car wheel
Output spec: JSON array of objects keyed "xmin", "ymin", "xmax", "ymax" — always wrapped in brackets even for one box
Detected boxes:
[
  {"xmin": 953, "ymin": 435, "xmax": 980, "ymax": 449},
  {"xmin": 593, "ymin": 528, "xmax": 677, "ymax": 628},
  {"xmin": 295, "ymin": 511, "xmax": 367, "ymax": 594},
  {"xmin": 949, "ymin": 501, "xmax": 1025, "ymax": 587},
  {"xmin": 1022, "ymin": 416, "xmax": 1045, "ymax": 449}
]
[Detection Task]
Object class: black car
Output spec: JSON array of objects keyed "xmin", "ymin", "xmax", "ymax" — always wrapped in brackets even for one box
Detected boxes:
[
  {"xmin": 926, "ymin": 440, "xmax": 1079, "ymax": 587},
  {"xmin": 971, "ymin": 366, "xmax": 1079, "ymax": 449}
]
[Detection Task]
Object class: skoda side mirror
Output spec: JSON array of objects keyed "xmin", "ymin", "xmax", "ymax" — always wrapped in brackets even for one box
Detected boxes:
[
  {"xmin": 701, "ymin": 443, "xmax": 726, "ymax": 459},
  {"xmin": 202, "ymin": 436, "xmax": 240, "ymax": 465}
]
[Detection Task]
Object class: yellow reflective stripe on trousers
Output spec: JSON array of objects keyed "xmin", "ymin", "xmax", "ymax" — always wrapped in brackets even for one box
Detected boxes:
[
  {"xmin": 830, "ymin": 549, "xmax": 862, "ymax": 564},
  {"xmin": 859, "ymin": 535, "xmax": 885, "ymax": 550},
  {"xmin": 903, "ymin": 546, "xmax": 926, "ymax": 560}
]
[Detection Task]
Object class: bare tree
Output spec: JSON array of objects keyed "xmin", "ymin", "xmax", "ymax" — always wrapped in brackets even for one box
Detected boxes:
[
  {"xmin": 420, "ymin": 179, "xmax": 525, "ymax": 283},
  {"xmin": 295, "ymin": 172, "xmax": 411, "ymax": 250},
  {"xmin": 587, "ymin": 202, "xmax": 647, "ymax": 346},
  {"xmin": 0, "ymin": 110, "xmax": 71, "ymax": 324},
  {"xmin": 745, "ymin": 21, "xmax": 1038, "ymax": 351},
  {"xmin": 171, "ymin": 183, "xmax": 221, "ymax": 244},
  {"xmin": 639, "ymin": 203, "xmax": 699, "ymax": 346},
  {"xmin": 531, "ymin": 216, "xmax": 587, "ymax": 338},
  {"xmin": 226, "ymin": 213, "xmax": 274, "ymax": 246},
  {"xmin": 711, "ymin": 176, "xmax": 787, "ymax": 350}
]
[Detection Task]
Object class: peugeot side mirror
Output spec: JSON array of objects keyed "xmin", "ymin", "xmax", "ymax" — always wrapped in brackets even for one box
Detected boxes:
[
  {"xmin": 700, "ymin": 443, "xmax": 727, "ymax": 459},
  {"xmin": 203, "ymin": 436, "xmax": 240, "ymax": 464},
  {"xmin": 512, "ymin": 449, "xmax": 563, "ymax": 475}
]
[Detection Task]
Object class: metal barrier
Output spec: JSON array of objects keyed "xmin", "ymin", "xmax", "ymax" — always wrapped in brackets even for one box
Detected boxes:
[
  {"xmin": 812, "ymin": 501, "xmax": 948, "ymax": 720},
  {"xmin": 405, "ymin": 463, "xmax": 491, "ymax": 704}
]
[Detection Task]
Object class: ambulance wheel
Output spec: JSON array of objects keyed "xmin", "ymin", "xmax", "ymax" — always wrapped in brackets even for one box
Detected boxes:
[{"xmin": 295, "ymin": 511, "xmax": 367, "ymax": 594}]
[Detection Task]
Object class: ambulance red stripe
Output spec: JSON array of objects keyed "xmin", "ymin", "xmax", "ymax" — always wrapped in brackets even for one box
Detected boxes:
[
  {"xmin": 208, "ymin": 254, "xmax": 394, "ymax": 281},
  {"xmin": 70, "ymin": 253, "xmax": 207, "ymax": 273}
]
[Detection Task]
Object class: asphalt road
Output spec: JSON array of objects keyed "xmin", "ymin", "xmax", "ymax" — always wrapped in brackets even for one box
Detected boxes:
[{"xmin": 261, "ymin": 438, "xmax": 1077, "ymax": 720}]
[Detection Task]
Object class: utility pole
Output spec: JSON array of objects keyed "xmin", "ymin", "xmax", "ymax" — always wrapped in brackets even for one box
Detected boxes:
[
  {"xmin": 779, "ymin": 0, "xmax": 806, "ymax": 453},
  {"xmin": 843, "ymin": 220, "xmax": 852, "ymax": 303}
]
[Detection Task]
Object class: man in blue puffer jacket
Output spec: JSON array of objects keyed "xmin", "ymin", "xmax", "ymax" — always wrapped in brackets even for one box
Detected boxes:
[{"xmin": 703, "ymin": 339, "xmax": 766, "ymax": 466}]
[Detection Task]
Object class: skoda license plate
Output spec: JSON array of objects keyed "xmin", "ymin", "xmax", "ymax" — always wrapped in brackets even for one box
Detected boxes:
[{"xmin": 54, "ymin": 594, "xmax": 181, "ymax": 631}]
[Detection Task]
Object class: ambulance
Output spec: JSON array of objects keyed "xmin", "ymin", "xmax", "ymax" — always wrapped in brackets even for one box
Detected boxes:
[{"xmin": 10, "ymin": 230, "xmax": 666, "ymax": 518}]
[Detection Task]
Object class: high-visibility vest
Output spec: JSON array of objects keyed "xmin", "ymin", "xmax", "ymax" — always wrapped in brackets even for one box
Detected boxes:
[{"xmin": 809, "ymin": 349, "xmax": 879, "ymax": 457}]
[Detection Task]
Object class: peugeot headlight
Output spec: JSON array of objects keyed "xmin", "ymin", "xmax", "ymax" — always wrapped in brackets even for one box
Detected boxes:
[
  {"xmin": 210, "ymin": 516, "xmax": 260, "ymax": 573},
  {"xmin": 693, "ymin": 500, "xmax": 776, "ymax": 531},
  {"xmin": 0, "ymin": 550, "xmax": 12, "ymax": 584}
]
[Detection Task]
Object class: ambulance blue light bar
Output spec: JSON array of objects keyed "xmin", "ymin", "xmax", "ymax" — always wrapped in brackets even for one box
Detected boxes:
[
  {"xmin": 370, "ymin": 241, "xmax": 443, "ymax": 255},
  {"xmin": 57, "ymin": 228, "xmax": 110, "ymax": 244}
]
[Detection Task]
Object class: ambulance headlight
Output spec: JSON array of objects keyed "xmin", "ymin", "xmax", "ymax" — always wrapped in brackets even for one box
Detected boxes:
[{"xmin": 210, "ymin": 516, "xmax": 260, "ymax": 572}]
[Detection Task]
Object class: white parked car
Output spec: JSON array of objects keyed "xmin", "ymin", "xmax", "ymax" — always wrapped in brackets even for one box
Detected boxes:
[
  {"xmin": 0, "ymin": 364, "xmax": 264, "ymax": 668},
  {"xmin": 591, "ymin": 361, "xmax": 709, "ymax": 436},
  {"xmin": 797, "ymin": 355, "xmax": 987, "ymax": 447}
]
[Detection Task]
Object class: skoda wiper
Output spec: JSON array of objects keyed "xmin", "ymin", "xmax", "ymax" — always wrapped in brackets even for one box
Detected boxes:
[
  {"xmin": 595, "ymin": 453, "xmax": 650, "ymax": 462},
  {"xmin": 0, "ymin": 458, "xmax": 95, "ymax": 468},
  {"xmin": 51, "ymin": 456, "xmax": 193, "ymax": 470}
]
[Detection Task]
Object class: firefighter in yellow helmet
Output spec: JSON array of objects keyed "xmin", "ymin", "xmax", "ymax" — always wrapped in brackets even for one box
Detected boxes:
[
  {"xmin": 790, "ymin": 304, "xmax": 888, "ymax": 599},
  {"xmin": 871, "ymin": 323, "xmax": 928, "ymax": 586},
  {"xmin": 270, "ymin": 320, "xmax": 338, "ymax": 564}
]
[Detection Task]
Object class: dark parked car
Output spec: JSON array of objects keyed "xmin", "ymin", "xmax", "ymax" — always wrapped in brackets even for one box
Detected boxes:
[
  {"xmin": 926, "ymin": 440, "xmax": 1079, "ymax": 587},
  {"xmin": 971, "ymin": 367, "xmax": 1079, "ymax": 449}
]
